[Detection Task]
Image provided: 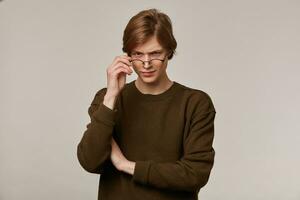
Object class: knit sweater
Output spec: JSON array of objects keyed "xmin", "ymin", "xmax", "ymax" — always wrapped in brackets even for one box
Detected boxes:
[{"xmin": 77, "ymin": 80, "xmax": 216, "ymax": 200}]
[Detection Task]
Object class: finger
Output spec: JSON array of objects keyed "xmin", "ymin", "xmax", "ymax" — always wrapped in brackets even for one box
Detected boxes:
[
  {"xmin": 116, "ymin": 61, "xmax": 132, "ymax": 71},
  {"xmin": 120, "ymin": 54, "xmax": 132, "ymax": 60},
  {"xmin": 117, "ymin": 56, "xmax": 132, "ymax": 67},
  {"xmin": 108, "ymin": 62, "xmax": 132, "ymax": 75},
  {"xmin": 112, "ymin": 67, "xmax": 132, "ymax": 77},
  {"xmin": 112, "ymin": 64, "xmax": 133, "ymax": 74},
  {"xmin": 111, "ymin": 55, "xmax": 132, "ymax": 67}
]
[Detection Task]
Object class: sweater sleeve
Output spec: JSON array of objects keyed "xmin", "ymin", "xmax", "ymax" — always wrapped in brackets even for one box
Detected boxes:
[
  {"xmin": 132, "ymin": 93, "xmax": 216, "ymax": 192},
  {"xmin": 77, "ymin": 88, "xmax": 117, "ymax": 174}
]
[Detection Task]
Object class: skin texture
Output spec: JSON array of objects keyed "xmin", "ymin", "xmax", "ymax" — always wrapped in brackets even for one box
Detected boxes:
[
  {"xmin": 110, "ymin": 36, "xmax": 174, "ymax": 175},
  {"xmin": 131, "ymin": 36, "xmax": 174, "ymax": 95}
]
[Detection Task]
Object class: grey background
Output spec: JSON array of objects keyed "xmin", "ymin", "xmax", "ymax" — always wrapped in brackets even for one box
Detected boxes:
[{"xmin": 1, "ymin": 0, "xmax": 299, "ymax": 199}]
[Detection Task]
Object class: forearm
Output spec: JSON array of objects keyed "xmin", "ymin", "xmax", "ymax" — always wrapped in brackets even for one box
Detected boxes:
[
  {"xmin": 131, "ymin": 111, "xmax": 216, "ymax": 192},
  {"xmin": 77, "ymin": 102, "xmax": 117, "ymax": 174},
  {"xmin": 132, "ymin": 150, "xmax": 215, "ymax": 192},
  {"xmin": 103, "ymin": 92, "xmax": 117, "ymax": 110},
  {"xmin": 120, "ymin": 160, "xmax": 136, "ymax": 175}
]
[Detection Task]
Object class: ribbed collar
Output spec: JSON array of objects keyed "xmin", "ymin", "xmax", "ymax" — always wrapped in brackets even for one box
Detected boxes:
[{"xmin": 128, "ymin": 80, "xmax": 179, "ymax": 101}]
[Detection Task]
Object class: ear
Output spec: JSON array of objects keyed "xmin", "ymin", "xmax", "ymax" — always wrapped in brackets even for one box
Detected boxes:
[{"xmin": 166, "ymin": 51, "xmax": 172, "ymax": 59}]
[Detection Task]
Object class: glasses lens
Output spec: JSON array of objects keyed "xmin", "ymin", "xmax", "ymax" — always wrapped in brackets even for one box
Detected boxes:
[
  {"xmin": 150, "ymin": 59, "xmax": 163, "ymax": 66},
  {"xmin": 132, "ymin": 59, "xmax": 163, "ymax": 67},
  {"xmin": 132, "ymin": 60, "xmax": 144, "ymax": 68}
]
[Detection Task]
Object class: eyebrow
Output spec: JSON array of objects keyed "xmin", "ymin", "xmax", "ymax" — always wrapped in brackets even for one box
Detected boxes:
[{"xmin": 132, "ymin": 49, "xmax": 163, "ymax": 54}]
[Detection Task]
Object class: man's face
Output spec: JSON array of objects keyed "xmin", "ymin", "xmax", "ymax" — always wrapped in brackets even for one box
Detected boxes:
[{"xmin": 130, "ymin": 36, "xmax": 169, "ymax": 84}]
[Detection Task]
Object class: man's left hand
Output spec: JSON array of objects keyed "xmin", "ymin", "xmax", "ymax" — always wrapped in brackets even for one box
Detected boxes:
[{"xmin": 110, "ymin": 138, "xmax": 135, "ymax": 175}]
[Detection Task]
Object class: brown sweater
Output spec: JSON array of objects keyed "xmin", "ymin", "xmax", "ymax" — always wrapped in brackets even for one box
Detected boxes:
[{"xmin": 77, "ymin": 80, "xmax": 216, "ymax": 200}]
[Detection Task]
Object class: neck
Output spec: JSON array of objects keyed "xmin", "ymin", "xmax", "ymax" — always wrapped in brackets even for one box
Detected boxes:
[{"xmin": 135, "ymin": 77, "xmax": 174, "ymax": 95}]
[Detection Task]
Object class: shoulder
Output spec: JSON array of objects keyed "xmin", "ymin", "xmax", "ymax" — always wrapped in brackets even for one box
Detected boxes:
[
  {"xmin": 176, "ymin": 82, "xmax": 216, "ymax": 115},
  {"xmin": 90, "ymin": 87, "xmax": 108, "ymax": 105},
  {"xmin": 95, "ymin": 87, "xmax": 108, "ymax": 97}
]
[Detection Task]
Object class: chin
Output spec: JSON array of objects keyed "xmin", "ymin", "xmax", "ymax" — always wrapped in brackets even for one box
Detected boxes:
[
  {"xmin": 141, "ymin": 77, "xmax": 155, "ymax": 83},
  {"xmin": 140, "ymin": 77, "xmax": 162, "ymax": 86}
]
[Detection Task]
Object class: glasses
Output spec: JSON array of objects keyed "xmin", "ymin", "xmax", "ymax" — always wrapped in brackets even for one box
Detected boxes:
[{"xmin": 130, "ymin": 55, "xmax": 167, "ymax": 68}]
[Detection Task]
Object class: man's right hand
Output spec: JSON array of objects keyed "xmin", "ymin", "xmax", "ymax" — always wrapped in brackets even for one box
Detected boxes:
[{"xmin": 103, "ymin": 54, "xmax": 133, "ymax": 110}]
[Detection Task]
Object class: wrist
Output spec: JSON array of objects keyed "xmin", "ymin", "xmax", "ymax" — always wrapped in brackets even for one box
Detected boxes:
[
  {"xmin": 103, "ymin": 94, "xmax": 116, "ymax": 110},
  {"xmin": 120, "ymin": 160, "xmax": 136, "ymax": 175}
]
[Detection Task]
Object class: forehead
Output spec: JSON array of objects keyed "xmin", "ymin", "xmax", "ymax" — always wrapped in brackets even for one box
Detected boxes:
[{"xmin": 132, "ymin": 36, "xmax": 164, "ymax": 53}]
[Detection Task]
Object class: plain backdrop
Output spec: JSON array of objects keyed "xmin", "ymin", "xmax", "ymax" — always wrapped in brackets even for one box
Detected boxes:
[{"xmin": 1, "ymin": 0, "xmax": 300, "ymax": 199}]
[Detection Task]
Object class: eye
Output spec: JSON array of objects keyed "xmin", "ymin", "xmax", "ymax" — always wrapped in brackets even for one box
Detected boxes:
[
  {"xmin": 151, "ymin": 52, "xmax": 161, "ymax": 55},
  {"xmin": 132, "ymin": 52, "xmax": 142, "ymax": 56}
]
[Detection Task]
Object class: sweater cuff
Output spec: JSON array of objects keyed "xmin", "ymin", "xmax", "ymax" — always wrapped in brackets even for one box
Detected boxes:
[
  {"xmin": 132, "ymin": 160, "xmax": 152, "ymax": 185},
  {"xmin": 92, "ymin": 103, "xmax": 117, "ymax": 126}
]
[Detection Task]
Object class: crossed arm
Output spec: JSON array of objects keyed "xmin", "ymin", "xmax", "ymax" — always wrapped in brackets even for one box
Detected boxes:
[
  {"xmin": 111, "ymin": 110, "xmax": 216, "ymax": 192},
  {"xmin": 77, "ymin": 88, "xmax": 216, "ymax": 192},
  {"xmin": 110, "ymin": 137, "xmax": 136, "ymax": 174}
]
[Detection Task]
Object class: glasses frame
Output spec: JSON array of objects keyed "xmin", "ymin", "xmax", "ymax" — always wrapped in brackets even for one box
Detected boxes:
[{"xmin": 130, "ymin": 54, "xmax": 168, "ymax": 67}]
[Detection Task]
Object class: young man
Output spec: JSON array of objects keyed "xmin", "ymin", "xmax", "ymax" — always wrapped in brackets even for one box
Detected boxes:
[{"xmin": 77, "ymin": 8, "xmax": 216, "ymax": 200}]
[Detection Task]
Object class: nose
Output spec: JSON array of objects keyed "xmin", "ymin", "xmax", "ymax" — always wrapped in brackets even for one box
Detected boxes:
[
  {"xmin": 144, "ymin": 61, "xmax": 151, "ymax": 69},
  {"xmin": 143, "ymin": 55, "xmax": 151, "ymax": 69}
]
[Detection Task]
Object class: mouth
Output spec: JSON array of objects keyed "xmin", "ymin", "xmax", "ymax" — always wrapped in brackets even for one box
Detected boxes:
[{"xmin": 141, "ymin": 71, "xmax": 156, "ymax": 77}]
